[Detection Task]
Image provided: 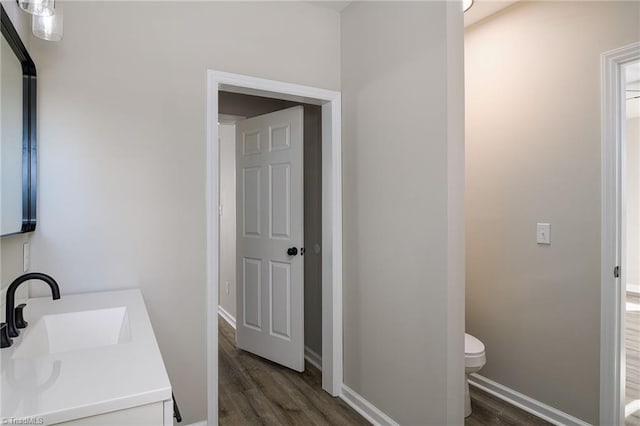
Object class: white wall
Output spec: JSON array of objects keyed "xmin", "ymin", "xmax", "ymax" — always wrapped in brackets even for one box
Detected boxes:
[
  {"xmin": 341, "ymin": 2, "xmax": 465, "ymax": 424},
  {"xmin": 27, "ymin": 2, "xmax": 339, "ymax": 423},
  {"xmin": 465, "ymin": 1, "xmax": 640, "ymax": 423},
  {"xmin": 628, "ymin": 117, "xmax": 640, "ymax": 288}
]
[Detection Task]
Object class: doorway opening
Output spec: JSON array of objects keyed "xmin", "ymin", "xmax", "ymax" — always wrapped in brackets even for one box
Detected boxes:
[
  {"xmin": 623, "ymin": 58, "xmax": 640, "ymax": 425},
  {"xmin": 601, "ymin": 42, "xmax": 640, "ymax": 426},
  {"xmin": 217, "ymin": 91, "xmax": 323, "ymax": 370},
  {"xmin": 206, "ymin": 71, "xmax": 342, "ymax": 425}
]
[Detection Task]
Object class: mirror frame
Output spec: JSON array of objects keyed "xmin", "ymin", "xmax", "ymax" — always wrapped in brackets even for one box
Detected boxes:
[{"xmin": 1, "ymin": 4, "xmax": 37, "ymax": 236}]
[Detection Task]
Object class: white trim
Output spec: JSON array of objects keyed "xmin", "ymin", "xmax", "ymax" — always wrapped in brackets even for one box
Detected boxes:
[
  {"xmin": 321, "ymin": 90, "xmax": 343, "ymax": 397},
  {"xmin": 601, "ymin": 41, "xmax": 640, "ymax": 426},
  {"xmin": 340, "ymin": 384, "xmax": 399, "ymax": 426},
  {"xmin": 468, "ymin": 374, "xmax": 591, "ymax": 426},
  {"xmin": 304, "ymin": 346, "xmax": 322, "ymax": 371},
  {"xmin": 205, "ymin": 70, "xmax": 219, "ymax": 426},
  {"xmin": 218, "ymin": 306, "xmax": 236, "ymax": 329},
  {"xmin": 206, "ymin": 70, "xmax": 343, "ymax": 425},
  {"xmin": 627, "ymin": 283, "xmax": 640, "ymax": 295},
  {"xmin": 184, "ymin": 422, "xmax": 207, "ymax": 426}
]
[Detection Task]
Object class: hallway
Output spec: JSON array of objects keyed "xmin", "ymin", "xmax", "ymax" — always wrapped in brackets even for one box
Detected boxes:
[{"xmin": 218, "ymin": 316, "xmax": 368, "ymax": 425}]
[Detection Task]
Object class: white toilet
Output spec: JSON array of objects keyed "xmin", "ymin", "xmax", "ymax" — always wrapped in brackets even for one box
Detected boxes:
[{"xmin": 464, "ymin": 333, "xmax": 486, "ymax": 417}]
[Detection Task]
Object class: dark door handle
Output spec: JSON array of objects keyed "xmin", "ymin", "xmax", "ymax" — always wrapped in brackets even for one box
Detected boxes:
[{"xmin": 287, "ymin": 247, "xmax": 298, "ymax": 256}]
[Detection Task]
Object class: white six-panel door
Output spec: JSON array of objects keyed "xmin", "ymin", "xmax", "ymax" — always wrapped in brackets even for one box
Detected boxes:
[{"xmin": 235, "ymin": 106, "xmax": 304, "ymax": 371}]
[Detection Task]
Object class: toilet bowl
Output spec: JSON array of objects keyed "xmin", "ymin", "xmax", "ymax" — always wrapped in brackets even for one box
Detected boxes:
[{"xmin": 464, "ymin": 333, "xmax": 486, "ymax": 417}]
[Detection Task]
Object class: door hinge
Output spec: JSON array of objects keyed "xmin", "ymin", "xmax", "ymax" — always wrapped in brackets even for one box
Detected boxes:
[
  {"xmin": 219, "ymin": 205, "xmax": 223, "ymax": 216},
  {"xmin": 614, "ymin": 266, "xmax": 620, "ymax": 278}
]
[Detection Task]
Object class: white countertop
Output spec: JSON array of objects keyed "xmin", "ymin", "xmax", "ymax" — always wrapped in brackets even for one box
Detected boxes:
[{"xmin": 0, "ymin": 289, "xmax": 172, "ymax": 424}]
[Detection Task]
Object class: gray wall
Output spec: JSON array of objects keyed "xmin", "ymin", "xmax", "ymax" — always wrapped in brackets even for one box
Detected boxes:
[
  {"xmin": 302, "ymin": 104, "xmax": 322, "ymax": 358},
  {"xmin": 217, "ymin": 92, "xmax": 323, "ymax": 358},
  {"xmin": 219, "ymin": 91, "xmax": 296, "ymax": 118},
  {"xmin": 218, "ymin": 123, "xmax": 237, "ymax": 320},
  {"xmin": 26, "ymin": 3, "xmax": 339, "ymax": 424},
  {"xmin": 465, "ymin": 2, "xmax": 640, "ymax": 423},
  {"xmin": 341, "ymin": 2, "xmax": 465, "ymax": 424}
]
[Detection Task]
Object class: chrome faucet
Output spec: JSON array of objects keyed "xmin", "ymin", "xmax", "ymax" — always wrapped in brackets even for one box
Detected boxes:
[{"xmin": 1, "ymin": 273, "xmax": 60, "ymax": 348}]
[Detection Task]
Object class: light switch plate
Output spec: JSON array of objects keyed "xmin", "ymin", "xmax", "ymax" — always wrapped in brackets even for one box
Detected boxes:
[
  {"xmin": 537, "ymin": 223, "xmax": 551, "ymax": 245},
  {"xmin": 23, "ymin": 242, "xmax": 30, "ymax": 272}
]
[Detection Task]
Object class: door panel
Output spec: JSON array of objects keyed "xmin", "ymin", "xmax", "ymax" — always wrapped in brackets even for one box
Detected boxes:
[
  {"xmin": 242, "ymin": 167, "xmax": 261, "ymax": 237},
  {"xmin": 270, "ymin": 163, "xmax": 291, "ymax": 239},
  {"xmin": 270, "ymin": 261, "xmax": 291, "ymax": 340},
  {"xmin": 236, "ymin": 106, "xmax": 304, "ymax": 372},
  {"xmin": 242, "ymin": 257, "xmax": 262, "ymax": 330}
]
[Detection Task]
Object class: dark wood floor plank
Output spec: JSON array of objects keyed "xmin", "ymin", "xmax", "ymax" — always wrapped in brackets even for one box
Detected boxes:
[
  {"xmin": 218, "ymin": 316, "xmax": 369, "ymax": 426},
  {"xmin": 219, "ymin": 315, "xmax": 550, "ymax": 425}
]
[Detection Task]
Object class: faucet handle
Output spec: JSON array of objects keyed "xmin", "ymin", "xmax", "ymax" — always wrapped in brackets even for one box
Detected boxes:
[
  {"xmin": 1, "ymin": 323, "xmax": 12, "ymax": 348},
  {"xmin": 15, "ymin": 304, "xmax": 28, "ymax": 329}
]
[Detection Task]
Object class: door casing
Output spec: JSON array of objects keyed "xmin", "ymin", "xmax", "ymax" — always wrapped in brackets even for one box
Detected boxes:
[
  {"xmin": 206, "ymin": 70, "xmax": 342, "ymax": 425},
  {"xmin": 600, "ymin": 41, "xmax": 640, "ymax": 426}
]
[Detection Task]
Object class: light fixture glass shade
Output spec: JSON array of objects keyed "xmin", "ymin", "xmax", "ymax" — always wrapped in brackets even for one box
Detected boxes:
[
  {"xmin": 463, "ymin": 0, "xmax": 474, "ymax": 12},
  {"xmin": 19, "ymin": 0, "xmax": 55, "ymax": 17},
  {"xmin": 32, "ymin": 5, "xmax": 63, "ymax": 41}
]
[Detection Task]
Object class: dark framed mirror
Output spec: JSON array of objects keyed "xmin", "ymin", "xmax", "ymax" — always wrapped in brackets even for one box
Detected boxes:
[{"xmin": 1, "ymin": 4, "xmax": 37, "ymax": 237}]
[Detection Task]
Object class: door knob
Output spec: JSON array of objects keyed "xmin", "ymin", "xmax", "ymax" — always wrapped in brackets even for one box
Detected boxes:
[{"xmin": 287, "ymin": 247, "xmax": 298, "ymax": 256}]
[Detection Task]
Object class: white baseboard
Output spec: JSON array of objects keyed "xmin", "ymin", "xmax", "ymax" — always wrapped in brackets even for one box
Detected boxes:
[
  {"xmin": 340, "ymin": 384, "xmax": 399, "ymax": 426},
  {"xmin": 628, "ymin": 283, "xmax": 640, "ymax": 295},
  {"xmin": 468, "ymin": 374, "xmax": 591, "ymax": 426},
  {"xmin": 184, "ymin": 422, "xmax": 207, "ymax": 426},
  {"xmin": 218, "ymin": 306, "xmax": 236, "ymax": 329},
  {"xmin": 304, "ymin": 346, "xmax": 322, "ymax": 370}
]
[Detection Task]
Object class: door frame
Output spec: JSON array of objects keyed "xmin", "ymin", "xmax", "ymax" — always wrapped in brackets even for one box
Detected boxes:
[
  {"xmin": 600, "ymin": 41, "xmax": 640, "ymax": 426},
  {"xmin": 205, "ymin": 70, "xmax": 343, "ymax": 424}
]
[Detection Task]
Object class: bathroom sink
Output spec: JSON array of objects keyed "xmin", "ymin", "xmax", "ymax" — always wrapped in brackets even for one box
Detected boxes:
[{"xmin": 12, "ymin": 307, "xmax": 131, "ymax": 359}]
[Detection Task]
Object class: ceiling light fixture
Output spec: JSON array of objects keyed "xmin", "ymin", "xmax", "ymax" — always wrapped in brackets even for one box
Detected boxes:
[
  {"xmin": 32, "ymin": 3, "xmax": 62, "ymax": 41},
  {"xmin": 18, "ymin": 0, "xmax": 55, "ymax": 17},
  {"xmin": 463, "ymin": 0, "xmax": 474, "ymax": 13}
]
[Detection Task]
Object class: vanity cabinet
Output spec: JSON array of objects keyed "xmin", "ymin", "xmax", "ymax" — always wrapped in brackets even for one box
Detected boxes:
[
  {"xmin": 2, "ymin": 290, "xmax": 173, "ymax": 426},
  {"xmin": 52, "ymin": 400, "xmax": 173, "ymax": 426}
]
